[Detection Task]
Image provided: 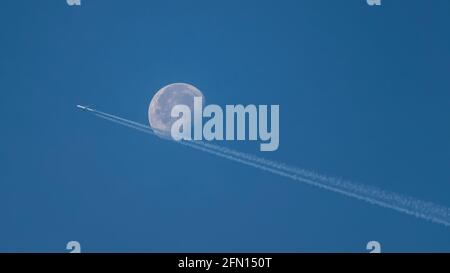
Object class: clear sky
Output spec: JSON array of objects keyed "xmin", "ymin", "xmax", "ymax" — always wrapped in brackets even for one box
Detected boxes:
[{"xmin": 1, "ymin": 0, "xmax": 450, "ymax": 252}]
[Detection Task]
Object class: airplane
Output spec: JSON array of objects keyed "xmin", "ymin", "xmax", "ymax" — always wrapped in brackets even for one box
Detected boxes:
[{"xmin": 76, "ymin": 105, "xmax": 93, "ymax": 112}]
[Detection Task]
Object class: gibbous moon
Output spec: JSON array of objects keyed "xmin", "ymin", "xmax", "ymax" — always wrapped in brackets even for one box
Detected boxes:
[{"xmin": 148, "ymin": 83, "xmax": 204, "ymax": 138}]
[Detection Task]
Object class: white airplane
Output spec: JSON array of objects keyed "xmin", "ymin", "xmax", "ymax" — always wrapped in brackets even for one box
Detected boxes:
[{"xmin": 76, "ymin": 105, "xmax": 93, "ymax": 111}]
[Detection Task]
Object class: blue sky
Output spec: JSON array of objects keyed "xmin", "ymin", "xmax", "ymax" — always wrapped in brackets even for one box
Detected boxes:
[{"xmin": 1, "ymin": 0, "xmax": 450, "ymax": 252}]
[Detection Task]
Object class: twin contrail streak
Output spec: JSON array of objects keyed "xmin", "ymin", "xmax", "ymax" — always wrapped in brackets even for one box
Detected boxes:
[{"xmin": 78, "ymin": 106, "xmax": 450, "ymax": 227}]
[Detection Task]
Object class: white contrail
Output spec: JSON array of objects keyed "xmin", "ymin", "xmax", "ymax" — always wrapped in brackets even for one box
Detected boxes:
[
  {"xmin": 80, "ymin": 106, "xmax": 450, "ymax": 227},
  {"xmin": 190, "ymin": 141, "xmax": 450, "ymax": 226}
]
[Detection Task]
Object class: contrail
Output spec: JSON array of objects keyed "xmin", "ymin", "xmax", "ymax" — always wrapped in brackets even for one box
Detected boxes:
[
  {"xmin": 78, "ymin": 105, "xmax": 450, "ymax": 227},
  {"xmin": 191, "ymin": 142, "xmax": 450, "ymax": 227}
]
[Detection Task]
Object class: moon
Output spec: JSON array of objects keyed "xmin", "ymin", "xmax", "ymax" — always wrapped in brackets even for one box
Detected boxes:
[{"xmin": 148, "ymin": 83, "xmax": 204, "ymax": 138}]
